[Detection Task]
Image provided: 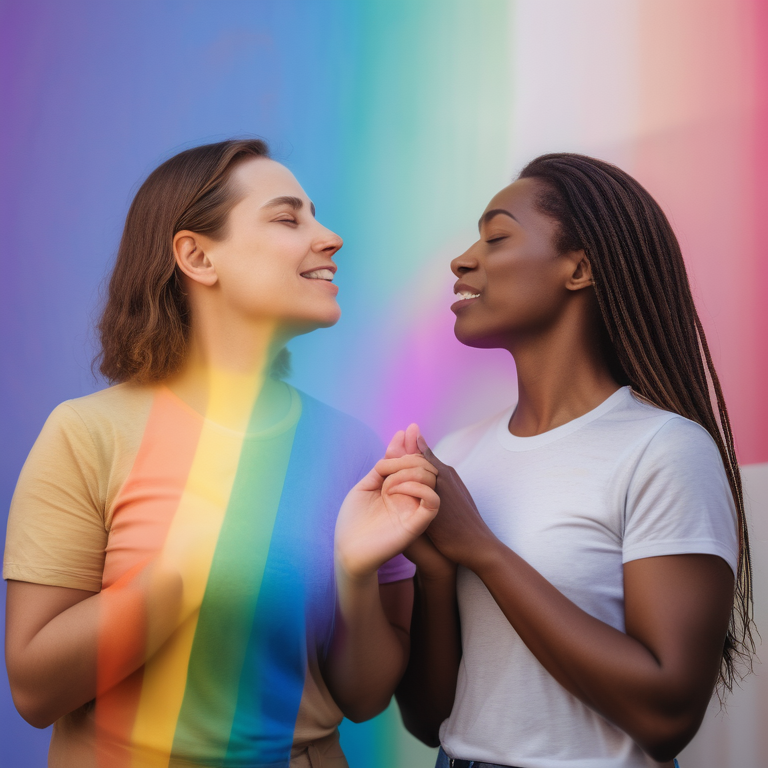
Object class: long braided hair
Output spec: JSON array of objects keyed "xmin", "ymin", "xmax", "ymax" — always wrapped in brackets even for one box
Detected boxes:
[{"xmin": 518, "ymin": 152, "xmax": 754, "ymax": 694}]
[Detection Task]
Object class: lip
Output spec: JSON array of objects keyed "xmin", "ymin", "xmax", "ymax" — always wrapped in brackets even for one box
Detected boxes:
[
  {"xmin": 303, "ymin": 277, "xmax": 339, "ymax": 296},
  {"xmin": 300, "ymin": 264, "xmax": 339, "ymax": 295},
  {"xmin": 451, "ymin": 296, "xmax": 479, "ymax": 313},
  {"xmin": 451, "ymin": 281, "xmax": 481, "ymax": 313}
]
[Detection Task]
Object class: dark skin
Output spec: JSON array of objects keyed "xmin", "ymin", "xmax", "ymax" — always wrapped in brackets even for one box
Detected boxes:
[{"xmin": 394, "ymin": 178, "xmax": 734, "ymax": 764}]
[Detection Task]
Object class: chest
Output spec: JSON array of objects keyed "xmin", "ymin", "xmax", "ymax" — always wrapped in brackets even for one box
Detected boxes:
[
  {"xmin": 456, "ymin": 444, "xmax": 633, "ymax": 605},
  {"xmin": 102, "ymin": 416, "xmax": 356, "ymax": 644}
]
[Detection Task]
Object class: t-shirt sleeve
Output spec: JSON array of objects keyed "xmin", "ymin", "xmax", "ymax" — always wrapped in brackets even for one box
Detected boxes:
[
  {"xmin": 350, "ymin": 424, "xmax": 417, "ymax": 584},
  {"xmin": 3, "ymin": 403, "xmax": 107, "ymax": 591},
  {"xmin": 623, "ymin": 416, "xmax": 739, "ymax": 576}
]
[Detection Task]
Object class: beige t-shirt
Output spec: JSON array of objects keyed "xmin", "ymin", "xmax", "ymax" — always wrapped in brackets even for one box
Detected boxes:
[{"xmin": 5, "ymin": 383, "xmax": 415, "ymax": 768}]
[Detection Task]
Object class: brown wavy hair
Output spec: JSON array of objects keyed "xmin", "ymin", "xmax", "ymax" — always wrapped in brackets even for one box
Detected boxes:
[
  {"xmin": 97, "ymin": 138, "xmax": 270, "ymax": 383},
  {"xmin": 518, "ymin": 152, "xmax": 754, "ymax": 695}
]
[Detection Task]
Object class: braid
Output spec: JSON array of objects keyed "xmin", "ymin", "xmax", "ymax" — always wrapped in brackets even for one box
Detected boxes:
[{"xmin": 519, "ymin": 153, "xmax": 755, "ymax": 694}]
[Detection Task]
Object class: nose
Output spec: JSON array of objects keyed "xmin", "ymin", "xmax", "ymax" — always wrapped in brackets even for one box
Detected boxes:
[
  {"xmin": 313, "ymin": 224, "xmax": 343, "ymax": 258},
  {"xmin": 451, "ymin": 244, "xmax": 479, "ymax": 277}
]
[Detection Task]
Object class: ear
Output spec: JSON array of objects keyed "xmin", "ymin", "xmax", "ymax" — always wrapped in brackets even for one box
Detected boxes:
[
  {"xmin": 564, "ymin": 250, "xmax": 595, "ymax": 292},
  {"xmin": 173, "ymin": 231, "xmax": 218, "ymax": 287}
]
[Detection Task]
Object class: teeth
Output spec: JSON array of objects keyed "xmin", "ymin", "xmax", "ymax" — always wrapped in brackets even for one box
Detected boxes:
[
  {"xmin": 456, "ymin": 291, "xmax": 480, "ymax": 300},
  {"xmin": 303, "ymin": 268, "xmax": 334, "ymax": 281}
]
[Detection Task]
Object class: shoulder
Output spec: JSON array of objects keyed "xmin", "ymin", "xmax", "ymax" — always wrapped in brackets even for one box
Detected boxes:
[
  {"xmin": 36, "ymin": 383, "xmax": 154, "ymax": 464},
  {"xmin": 58, "ymin": 382, "xmax": 152, "ymax": 423},
  {"xmin": 62, "ymin": 381, "xmax": 153, "ymax": 434},
  {"xmin": 433, "ymin": 407, "xmax": 511, "ymax": 466},
  {"xmin": 593, "ymin": 389, "xmax": 720, "ymax": 462},
  {"xmin": 621, "ymin": 394, "xmax": 723, "ymax": 467}
]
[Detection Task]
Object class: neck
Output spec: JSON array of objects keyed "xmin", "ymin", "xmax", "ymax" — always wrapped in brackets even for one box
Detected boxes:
[
  {"xmin": 506, "ymin": 300, "xmax": 620, "ymax": 437},
  {"xmin": 165, "ymin": 314, "xmax": 292, "ymax": 433}
]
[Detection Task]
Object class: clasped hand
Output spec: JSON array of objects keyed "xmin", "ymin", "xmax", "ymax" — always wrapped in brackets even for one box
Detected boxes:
[
  {"xmin": 335, "ymin": 424, "xmax": 497, "ymax": 582},
  {"xmin": 334, "ymin": 429, "xmax": 440, "ymax": 581}
]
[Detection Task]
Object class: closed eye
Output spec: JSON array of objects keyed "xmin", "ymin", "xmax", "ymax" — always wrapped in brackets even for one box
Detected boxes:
[
  {"xmin": 274, "ymin": 216, "xmax": 298, "ymax": 225},
  {"xmin": 486, "ymin": 236, "xmax": 508, "ymax": 244}
]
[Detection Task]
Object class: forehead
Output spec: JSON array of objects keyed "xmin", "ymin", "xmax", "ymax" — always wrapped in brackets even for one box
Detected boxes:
[
  {"xmin": 231, "ymin": 157, "xmax": 306, "ymax": 202},
  {"xmin": 484, "ymin": 177, "xmax": 542, "ymax": 216}
]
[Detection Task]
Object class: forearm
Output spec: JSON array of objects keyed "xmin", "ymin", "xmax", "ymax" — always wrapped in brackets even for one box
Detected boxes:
[
  {"xmin": 396, "ymin": 569, "xmax": 461, "ymax": 746},
  {"xmin": 8, "ymin": 592, "xmax": 100, "ymax": 727},
  {"xmin": 470, "ymin": 541, "xmax": 712, "ymax": 758},
  {"xmin": 324, "ymin": 570, "xmax": 409, "ymax": 722},
  {"xmin": 7, "ymin": 564, "xmax": 181, "ymax": 727}
]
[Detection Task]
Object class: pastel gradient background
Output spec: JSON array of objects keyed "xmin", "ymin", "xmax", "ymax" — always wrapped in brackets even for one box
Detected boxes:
[{"xmin": 1, "ymin": 1, "xmax": 766, "ymax": 766}]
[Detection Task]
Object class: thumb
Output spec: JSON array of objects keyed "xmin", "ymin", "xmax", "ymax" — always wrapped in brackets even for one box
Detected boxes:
[{"xmin": 416, "ymin": 434, "xmax": 443, "ymax": 469}]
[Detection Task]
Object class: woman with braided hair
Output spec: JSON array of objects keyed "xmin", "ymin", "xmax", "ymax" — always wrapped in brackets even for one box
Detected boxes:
[{"xmin": 393, "ymin": 153, "xmax": 754, "ymax": 768}]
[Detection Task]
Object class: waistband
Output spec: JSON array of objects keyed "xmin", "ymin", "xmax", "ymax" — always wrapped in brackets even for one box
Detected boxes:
[{"xmin": 438, "ymin": 747, "xmax": 521, "ymax": 768}]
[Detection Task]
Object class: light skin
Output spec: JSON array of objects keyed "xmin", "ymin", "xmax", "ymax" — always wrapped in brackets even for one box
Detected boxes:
[
  {"xmin": 5, "ymin": 157, "xmax": 437, "ymax": 727},
  {"xmin": 394, "ymin": 177, "xmax": 734, "ymax": 764}
]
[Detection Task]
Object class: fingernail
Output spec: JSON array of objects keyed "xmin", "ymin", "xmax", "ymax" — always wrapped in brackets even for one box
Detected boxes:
[{"xmin": 417, "ymin": 435, "xmax": 428, "ymax": 452}]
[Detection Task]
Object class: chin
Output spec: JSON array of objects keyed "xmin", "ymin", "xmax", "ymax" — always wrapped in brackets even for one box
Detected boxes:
[
  {"xmin": 285, "ymin": 309, "xmax": 341, "ymax": 337},
  {"xmin": 454, "ymin": 322, "xmax": 497, "ymax": 350}
]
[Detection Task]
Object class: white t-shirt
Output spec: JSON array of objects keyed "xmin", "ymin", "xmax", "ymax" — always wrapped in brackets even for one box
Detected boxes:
[{"xmin": 436, "ymin": 386, "xmax": 738, "ymax": 768}]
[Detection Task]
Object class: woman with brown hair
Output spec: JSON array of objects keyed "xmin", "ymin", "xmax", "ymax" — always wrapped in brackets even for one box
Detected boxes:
[
  {"xmin": 3, "ymin": 139, "xmax": 438, "ymax": 767},
  {"xmin": 395, "ymin": 153, "xmax": 754, "ymax": 768}
]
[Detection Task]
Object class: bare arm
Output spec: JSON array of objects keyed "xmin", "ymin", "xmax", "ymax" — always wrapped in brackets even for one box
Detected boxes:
[
  {"xmin": 5, "ymin": 563, "xmax": 182, "ymax": 728},
  {"xmin": 419, "ymin": 439, "xmax": 733, "ymax": 763},
  {"xmin": 5, "ymin": 581, "xmax": 99, "ymax": 727},
  {"xmin": 324, "ymin": 578, "xmax": 413, "ymax": 722},
  {"xmin": 395, "ymin": 536, "xmax": 461, "ymax": 746},
  {"xmin": 325, "ymin": 443, "xmax": 440, "ymax": 721}
]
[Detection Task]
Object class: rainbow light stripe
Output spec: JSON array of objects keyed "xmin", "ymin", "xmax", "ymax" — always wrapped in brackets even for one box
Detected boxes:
[{"xmin": 90, "ymin": 383, "xmax": 379, "ymax": 766}]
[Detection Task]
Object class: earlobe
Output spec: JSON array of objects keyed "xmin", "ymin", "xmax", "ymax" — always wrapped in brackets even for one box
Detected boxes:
[{"xmin": 173, "ymin": 231, "xmax": 218, "ymax": 287}]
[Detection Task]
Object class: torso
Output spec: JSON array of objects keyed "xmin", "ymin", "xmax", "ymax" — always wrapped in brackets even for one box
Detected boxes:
[
  {"xmin": 6, "ymin": 382, "xmax": 396, "ymax": 767},
  {"xmin": 435, "ymin": 387, "xmax": 737, "ymax": 768}
]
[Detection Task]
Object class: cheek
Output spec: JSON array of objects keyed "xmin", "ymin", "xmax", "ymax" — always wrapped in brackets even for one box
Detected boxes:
[
  {"xmin": 220, "ymin": 247, "xmax": 340, "ymax": 324},
  {"xmin": 457, "ymin": 258, "xmax": 564, "ymax": 340},
  {"xmin": 219, "ymin": 236, "xmax": 299, "ymax": 299}
]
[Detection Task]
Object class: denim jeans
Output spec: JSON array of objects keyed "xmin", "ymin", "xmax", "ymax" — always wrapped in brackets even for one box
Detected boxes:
[
  {"xmin": 434, "ymin": 747, "xmax": 520, "ymax": 768},
  {"xmin": 435, "ymin": 747, "xmax": 681, "ymax": 768}
]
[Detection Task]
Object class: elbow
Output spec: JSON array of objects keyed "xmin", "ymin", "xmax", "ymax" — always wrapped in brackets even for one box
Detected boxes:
[
  {"xmin": 8, "ymin": 673, "xmax": 61, "ymax": 729},
  {"xmin": 400, "ymin": 709, "xmax": 440, "ymax": 747},
  {"xmin": 11, "ymin": 690, "xmax": 57, "ymax": 730},
  {"xmin": 640, "ymin": 737, "xmax": 690, "ymax": 765},
  {"xmin": 401, "ymin": 718, "xmax": 441, "ymax": 748},
  {"xmin": 340, "ymin": 694, "xmax": 393, "ymax": 724},
  {"xmin": 634, "ymin": 707, "xmax": 704, "ymax": 764},
  {"xmin": 394, "ymin": 695, "xmax": 442, "ymax": 747}
]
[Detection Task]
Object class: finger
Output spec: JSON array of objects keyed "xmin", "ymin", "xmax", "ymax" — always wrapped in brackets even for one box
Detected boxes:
[
  {"xmin": 405, "ymin": 423, "xmax": 420, "ymax": 455},
  {"xmin": 386, "ymin": 482, "xmax": 440, "ymax": 515},
  {"xmin": 356, "ymin": 465, "xmax": 386, "ymax": 492},
  {"xmin": 382, "ymin": 467, "xmax": 438, "ymax": 493},
  {"xmin": 416, "ymin": 434, "xmax": 448, "ymax": 471},
  {"xmin": 385, "ymin": 430, "xmax": 407, "ymax": 459},
  {"xmin": 374, "ymin": 455, "xmax": 439, "ymax": 478},
  {"xmin": 417, "ymin": 487, "xmax": 441, "ymax": 514}
]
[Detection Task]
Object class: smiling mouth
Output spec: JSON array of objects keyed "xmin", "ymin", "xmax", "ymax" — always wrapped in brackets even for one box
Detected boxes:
[
  {"xmin": 451, "ymin": 288, "xmax": 481, "ymax": 313},
  {"xmin": 301, "ymin": 268, "xmax": 335, "ymax": 281}
]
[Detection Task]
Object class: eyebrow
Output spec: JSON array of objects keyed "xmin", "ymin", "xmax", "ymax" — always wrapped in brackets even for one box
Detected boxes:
[
  {"xmin": 478, "ymin": 208, "xmax": 518, "ymax": 232},
  {"xmin": 261, "ymin": 195, "xmax": 316, "ymax": 217}
]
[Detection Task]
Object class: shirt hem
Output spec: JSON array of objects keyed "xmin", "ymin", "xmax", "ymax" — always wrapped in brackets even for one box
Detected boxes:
[
  {"xmin": 2, "ymin": 563, "xmax": 102, "ymax": 592},
  {"xmin": 622, "ymin": 539, "xmax": 738, "ymax": 577}
]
